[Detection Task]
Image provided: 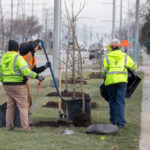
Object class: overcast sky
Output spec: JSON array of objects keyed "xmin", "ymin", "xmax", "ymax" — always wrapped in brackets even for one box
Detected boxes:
[{"xmin": 1, "ymin": 0, "xmax": 146, "ymax": 45}]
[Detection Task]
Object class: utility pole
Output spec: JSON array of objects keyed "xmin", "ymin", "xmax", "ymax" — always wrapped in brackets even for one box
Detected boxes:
[
  {"xmin": 90, "ymin": 26, "xmax": 93, "ymax": 48},
  {"xmin": 31, "ymin": 0, "xmax": 34, "ymax": 38},
  {"xmin": 112, "ymin": 0, "xmax": 116, "ymax": 39},
  {"xmin": 53, "ymin": 0, "xmax": 61, "ymax": 82},
  {"xmin": 10, "ymin": 0, "xmax": 14, "ymax": 40},
  {"xmin": 22, "ymin": 0, "xmax": 25, "ymax": 42},
  {"xmin": 0, "ymin": 0, "xmax": 4, "ymax": 53},
  {"xmin": 16, "ymin": 0, "xmax": 20, "ymax": 19},
  {"xmin": 127, "ymin": 0, "xmax": 130, "ymax": 54},
  {"xmin": 120, "ymin": 0, "xmax": 122, "ymax": 41},
  {"xmin": 134, "ymin": 0, "xmax": 140, "ymax": 64}
]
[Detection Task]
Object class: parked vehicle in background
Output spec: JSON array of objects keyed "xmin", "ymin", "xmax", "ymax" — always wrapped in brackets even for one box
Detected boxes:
[{"xmin": 89, "ymin": 43, "xmax": 103, "ymax": 60}]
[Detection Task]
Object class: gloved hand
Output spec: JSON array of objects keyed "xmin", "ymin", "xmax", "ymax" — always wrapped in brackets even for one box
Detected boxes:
[
  {"xmin": 36, "ymin": 75, "xmax": 44, "ymax": 81},
  {"xmin": 45, "ymin": 62, "xmax": 51, "ymax": 68}
]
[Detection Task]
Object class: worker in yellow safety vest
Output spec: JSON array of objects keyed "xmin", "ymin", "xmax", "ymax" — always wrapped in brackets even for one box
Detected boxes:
[
  {"xmin": 19, "ymin": 39, "xmax": 50, "ymax": 113},
  {"xmin": 102, "ymin": 39, "xmax": 137, "ymax": 128},
  {"xmin": 0, "ymin": 40, "xmax": 44, "ymax": 131}
]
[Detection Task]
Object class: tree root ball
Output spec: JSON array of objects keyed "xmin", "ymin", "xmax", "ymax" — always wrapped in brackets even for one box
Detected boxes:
[{"xmin": 73, "ymin": 113, "xmax": 91, "ymax": 127}]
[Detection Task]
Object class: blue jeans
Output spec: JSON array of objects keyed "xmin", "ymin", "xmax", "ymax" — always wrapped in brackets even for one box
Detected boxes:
[{"xmin": 106, "ymin": 83, "xmax": 127, "ymax": 128}]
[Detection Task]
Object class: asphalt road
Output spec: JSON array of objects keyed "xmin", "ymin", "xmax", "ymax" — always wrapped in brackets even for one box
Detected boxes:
[{"xmin": 35, "ymin": 51, "xmax": 92, "ymax": 76}]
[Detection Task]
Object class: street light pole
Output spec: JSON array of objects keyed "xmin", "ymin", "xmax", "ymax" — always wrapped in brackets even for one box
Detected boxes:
[
  {"xmin": 112, "ymin": 0, "xmax": 116, "ymax": 39},
  {"xmin": 10, "ymin": 0, "xmax": 13, "ymax": 40},
  {"xmin": 120, "ymin": 0, "xmax": 123, "ymax": 41},
  {"xmin": 53, "ymin": 0, "xmax": 61, "ymax": 81},
  {"xmin": 134, "ymin": 0, "xmax": 140, "ymax": 64},
  {"xmin": 127, "ymin": 0, "xmax": 130, "ymax": 54}
]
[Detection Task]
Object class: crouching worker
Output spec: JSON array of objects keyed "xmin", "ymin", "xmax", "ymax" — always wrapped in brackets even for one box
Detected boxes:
[
  {"xmin": 19, "ymin": 39, "xmax": 50, "ymax": 112},
  {"xmin": 102, "ymin": 39, "xmax": 137, "ymax": 128},
  {"xmin": 0, "ymin": 40, "xmax": 44, "ymax": 131}
]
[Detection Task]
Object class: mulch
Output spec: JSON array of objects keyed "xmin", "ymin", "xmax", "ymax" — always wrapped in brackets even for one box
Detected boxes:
[
  {"xmin": 89, "ymin": 72, "xmax": 103, "ymax": 79},
  {"xmin": 43, "ymin": 101, "xmax": 100, "ymax": 110},
  {"xmin": 33, "ymin": 120, "xmax": 71, "ymax": 127}
]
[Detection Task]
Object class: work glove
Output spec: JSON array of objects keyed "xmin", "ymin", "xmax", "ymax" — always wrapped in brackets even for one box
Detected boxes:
[
  {"xmin": 36, "ymin": 75, "xmax": 44, "ymax": 81},
  {"xmin": 45, "ymin": 62, "xmax": 51, "ymax": 68}
]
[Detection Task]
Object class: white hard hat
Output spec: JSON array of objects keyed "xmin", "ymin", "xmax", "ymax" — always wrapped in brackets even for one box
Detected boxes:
[{"xmin": 111, "ymin": 39, "xmax": 121, "ymax": 49}]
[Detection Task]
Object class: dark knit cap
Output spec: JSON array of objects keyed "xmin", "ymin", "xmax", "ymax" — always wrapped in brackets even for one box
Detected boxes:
[
  {"xmin": 20, "ymin": 39, "xmax": 41, "ymax": 52},
  {"xmin": 8, "ymin": 40, "xmax": 19, "ymax": 51},
  {"xmin": 31, "ymin": 39, "xmax": 41, "ymax": 50}
]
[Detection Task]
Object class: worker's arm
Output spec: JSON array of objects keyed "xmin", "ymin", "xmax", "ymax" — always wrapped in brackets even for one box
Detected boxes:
[
  {"xmin": 32, "ymin": 65, "xmax": 46, "ymax": 74},
  {"xmin": 102, "ymin": 57, "xmax": 109, "ymax": 76},
  {"xmin": 126, "ymin": 55, "xmax": 137, "ymax": 71},
  {"xmin": 32, "ymin": 62, "xmax": 51, "ymax": 74},
  {"xmin": 16, "ymin": 55, "xmax": 37, "ymax": 79}
]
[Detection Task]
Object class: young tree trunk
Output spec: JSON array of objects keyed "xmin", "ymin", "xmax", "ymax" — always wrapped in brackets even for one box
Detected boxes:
[
  {"xmin": 72, "ymin": 28, "xmax": 76, "ymax": 98},
  {"xmin": 65, "ymin": 28, "xmax": 70, "ymax": 91},
  {"xmin": 75, "ymin": 35, "xmax": 85, "ymax": 113}
]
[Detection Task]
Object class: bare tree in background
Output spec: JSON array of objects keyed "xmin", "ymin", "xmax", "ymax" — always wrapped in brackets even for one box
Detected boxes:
[{"xmin": 4, "ymin": 16, "xmax": 42, "ymax": 42}]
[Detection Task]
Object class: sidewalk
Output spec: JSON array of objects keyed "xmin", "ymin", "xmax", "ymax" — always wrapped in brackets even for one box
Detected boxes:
[{"xmin": 139, "ymin": 53, "xmax": 150, "ymax": 150}]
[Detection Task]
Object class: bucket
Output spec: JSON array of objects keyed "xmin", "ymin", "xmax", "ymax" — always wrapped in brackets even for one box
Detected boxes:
[
  {"xmin": 65, "ymin": 98, "xmax": 91, "ymax": 120},
  {"xmin": 0, "ymin": 104, "xmax": 21, "ymax": 127}
]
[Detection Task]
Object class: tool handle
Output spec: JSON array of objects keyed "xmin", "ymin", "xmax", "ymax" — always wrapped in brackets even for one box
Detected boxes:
[
  {"xmin": 41, "ymin": 40, "xmax": 65, "ymax": 101},
  {"xmin": 37, "ymin": 80, "xmax": 42, "ymax": 91},
  {"xmin": 41, "ymin": 40, "xmax": 50, "ymax": 63}
]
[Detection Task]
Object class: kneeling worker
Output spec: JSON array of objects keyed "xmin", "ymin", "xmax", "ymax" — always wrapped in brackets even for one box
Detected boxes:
[
  {"xmin": 102, "ymin": 39, "xmax": 137, "ymax": 128},
  {"xmin": 0, "ymin": 40, "xmax": 44, "ymax": 131},
  {"xmin": 19, "ymin": 39, "xmax": 50, "ymax": 112}
]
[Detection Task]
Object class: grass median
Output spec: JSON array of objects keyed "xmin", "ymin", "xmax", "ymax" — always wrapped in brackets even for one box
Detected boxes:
[{"xmin": 0, "ymin": 72, "xmax": 143, "ymax": 150}]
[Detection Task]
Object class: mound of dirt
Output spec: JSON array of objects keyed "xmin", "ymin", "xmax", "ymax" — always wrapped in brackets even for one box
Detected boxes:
[
  {"xmin": 73, "ymin": 113, "xmax": 91, "ymax": 127},
  {"xmin": 33, "ymin": 120, "xmax": 71, "ymax": 127},
  {"xmin": 46, "ymin": 92, "xmax": 90, "ymax": 99},
  {"xmin": 43, "ymin": 101, "xmax": 100, "ymax": 110},
  {"xmin": 43, "ymin": 102, "xmax": 58, "ymax": 108},
  {"xmin": 89, "ymin": 72, "xmax": 103, "ymax": 79},
  {"xmin": 91, "ymin": 102, "xmax": 100, "ymax": 109}
]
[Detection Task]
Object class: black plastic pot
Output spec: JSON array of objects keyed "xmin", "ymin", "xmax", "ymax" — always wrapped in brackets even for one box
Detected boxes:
[
  {"xmin": 0, "ymin": 106, "xmax": 21, "ymax": 127},
  {"xmin": 65, "ymin": 98, "xmax": 91, "ymax": 120}
]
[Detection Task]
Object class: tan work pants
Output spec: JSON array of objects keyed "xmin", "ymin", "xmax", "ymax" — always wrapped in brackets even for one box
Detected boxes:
[
  {"xmin": 26, "ymin": 81, "xmax": 32, "ymax": 112},
  {"xmin": 3, "ymin": 85, "xmax": 29, "ymax": 130}
]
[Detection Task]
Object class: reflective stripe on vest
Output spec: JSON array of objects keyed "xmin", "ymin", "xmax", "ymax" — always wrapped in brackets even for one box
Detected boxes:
[
  {"xmin": 124, "ymin": 54, "xmax": 127, "ymax": 71},
  {"xmin": 23, "ymin": 52, "xmax": 35, "ymax": 70},
  {"xmin": 106, "ymin": 56, "xmax": 109, "ymax": 66},
  {"xmin": 130, "ymin": 63, "xmax": 136, "ymax": 70},
  {"xmin": 26, "ymin": 52, "xmax": 32, "ymax": 68},
  {"xmin": 106, "ymin": 71, "xmax": 127, "ymax": 75},
  {"xmin": 29, "ymin": 71, "xmax": 34, "ymax": 78},
  {"xmin": 20, "ymin": 65, "xmax": 28, "ymax": 71},
  {"xmin": 14, "ymin": 55, "xmax": 22, "ymax": 76}
]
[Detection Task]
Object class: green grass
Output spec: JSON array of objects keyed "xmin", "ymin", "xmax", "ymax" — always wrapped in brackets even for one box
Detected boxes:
[{"xmin": 0, "ymin": 72, "xmax": 143, "ymax": 150}]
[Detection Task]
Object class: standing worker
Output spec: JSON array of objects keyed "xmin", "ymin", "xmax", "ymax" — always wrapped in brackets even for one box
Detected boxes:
[
  {"xmin": 0, "ymin": 40, "xmax": 44, "ymax": 131},
  {"xmin": 19, "ymin": 39, "xmax": 50, "ymax": 112},
  {"xmin": 102, "ymin": 39, "xmax": 137, "ymax": 128}
]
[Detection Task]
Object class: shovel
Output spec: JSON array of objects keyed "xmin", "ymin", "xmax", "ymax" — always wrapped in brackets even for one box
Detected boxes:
[
  {"xmin": 28, "ymin": 80, "xmax": 42, "ymax": 125},
  {"xmin": 41, "ymin": 40, "xmax": 67, "ymax": 118}
]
